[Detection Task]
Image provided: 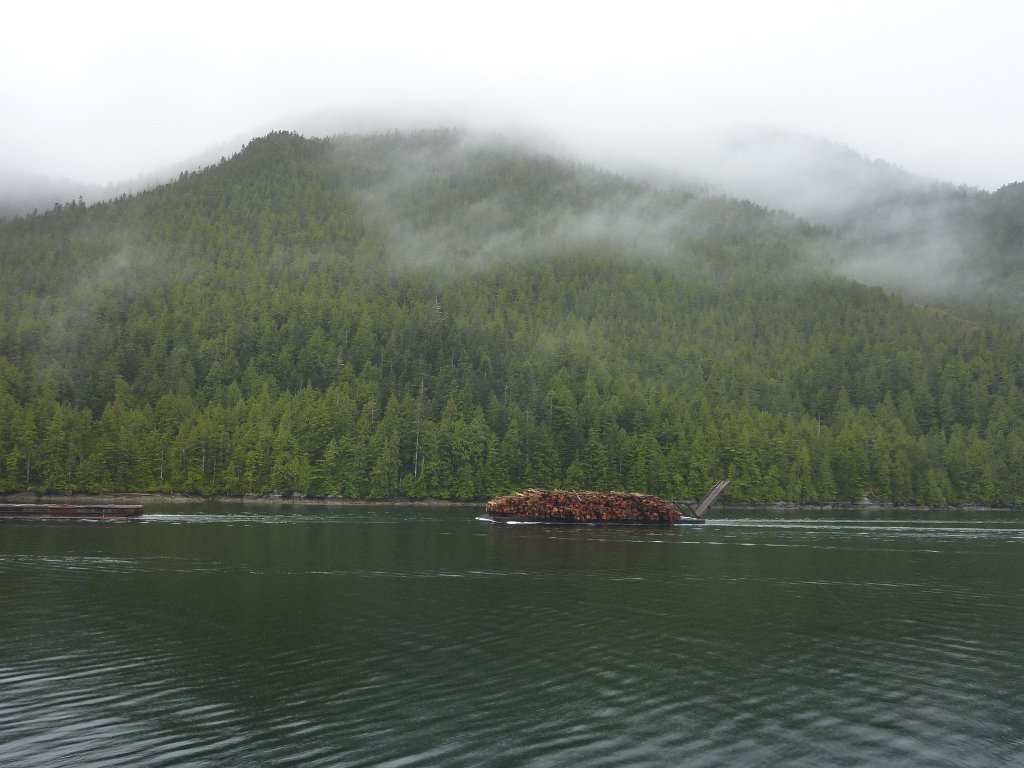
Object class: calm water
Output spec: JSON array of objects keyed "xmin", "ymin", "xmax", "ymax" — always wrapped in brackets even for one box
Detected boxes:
[{"xmin": 1, "ymin": 503, "xmax": 1022, "ymax": 767}]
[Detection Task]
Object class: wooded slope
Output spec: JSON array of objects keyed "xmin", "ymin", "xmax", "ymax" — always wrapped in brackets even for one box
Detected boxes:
[{"xmin": 1, "ymin": 130, "xmax": 1022, "ymax": 504}]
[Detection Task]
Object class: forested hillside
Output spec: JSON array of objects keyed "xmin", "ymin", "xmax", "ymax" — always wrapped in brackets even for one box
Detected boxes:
[{"xmin": 1, "ymin": 130, "xmax": 1023, "ymax": 504}]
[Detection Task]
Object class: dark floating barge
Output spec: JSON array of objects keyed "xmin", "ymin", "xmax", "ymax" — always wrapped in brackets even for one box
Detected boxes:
[
  {"xmin": 483, "ymin": 480, "xmax": 729, "ymax": 526},
  {"xmin": 0, "ymin": 504, "xmax": 144, "ymax": 520}
]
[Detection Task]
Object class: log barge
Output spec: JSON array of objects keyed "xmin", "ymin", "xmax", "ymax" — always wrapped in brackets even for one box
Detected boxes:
[
  {"xmin": 483, "ymin": 480, "xmax": 729, "ymax": 526},
  {"xmin": 0, "ymin": 504, "xmax": 143, "ymax": 520}
]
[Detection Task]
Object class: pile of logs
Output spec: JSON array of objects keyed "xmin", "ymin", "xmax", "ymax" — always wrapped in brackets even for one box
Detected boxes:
[{"xmin": 485, "ymin": 488, "xmax": 684, "ymax": 524}]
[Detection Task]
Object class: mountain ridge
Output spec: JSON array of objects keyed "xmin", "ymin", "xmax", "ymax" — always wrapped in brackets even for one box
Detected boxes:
[
  {"xmin": 0, "ymin": 129, "xmax": 1022, "ymax": 505},
  {"xmin": 5, "ymin": 124, "xmax": 1021, "ymax": 315}
]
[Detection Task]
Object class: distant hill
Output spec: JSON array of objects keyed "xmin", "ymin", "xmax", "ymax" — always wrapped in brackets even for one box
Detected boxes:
[
  {"xmin": 675, "ymin": 127, "xmax": 932, "ymax": 223},
  {"xmin": 0, "ymin": 169, "xmax": 103, "ymax": 220},
  {"xmin": 681, "ymin": 126, "xmax": 1024, "ymax": 313},
  {"xmin": 0, "ymin": 129, "xmax": 1022, "ymax": 505},
  {"xmin": 0, "ymin": 149, "xmax": 234, "ymax": 222}
]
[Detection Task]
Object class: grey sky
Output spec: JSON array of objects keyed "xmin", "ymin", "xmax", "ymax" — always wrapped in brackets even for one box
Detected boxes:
[{"xmin": 4, "ymin": 0, "xmax": 1023, "ymax": 189}]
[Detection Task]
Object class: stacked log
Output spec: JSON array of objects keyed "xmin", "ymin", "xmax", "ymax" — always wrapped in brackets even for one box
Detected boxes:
[{"xmin": 485, "ymin": 489, "xmax": 684, "ymax": 524}]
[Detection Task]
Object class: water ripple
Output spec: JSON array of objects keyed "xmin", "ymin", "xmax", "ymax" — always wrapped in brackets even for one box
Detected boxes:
[{"xmin": 2, "ymin": 508, "xmax": 1023, "ymax": 766}]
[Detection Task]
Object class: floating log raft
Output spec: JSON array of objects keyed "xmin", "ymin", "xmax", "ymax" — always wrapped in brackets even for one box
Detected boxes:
[{"xmin": 485, "ymin": 489, "xmax": 697, "ymax": 524}]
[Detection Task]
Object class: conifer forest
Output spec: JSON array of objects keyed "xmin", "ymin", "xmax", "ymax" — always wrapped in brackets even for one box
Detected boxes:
[{"xmin": 2, "ymin": 130, "xmax": 1023, "ymax": 505}]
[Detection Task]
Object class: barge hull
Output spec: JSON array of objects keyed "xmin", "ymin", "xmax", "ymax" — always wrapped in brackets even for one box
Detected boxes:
[
  {"xmin": 479, "ymin": 514, "xmax": 705, "ymax": 526},
  {"xmin": 0, "ymin": 504, "xmax": 143, "ymax": 520}
]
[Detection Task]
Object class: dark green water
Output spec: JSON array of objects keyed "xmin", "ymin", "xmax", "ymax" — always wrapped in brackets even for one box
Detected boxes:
[{"xmin": 1, "ymin": 503, "xmax": 1022, "ymax": 767}]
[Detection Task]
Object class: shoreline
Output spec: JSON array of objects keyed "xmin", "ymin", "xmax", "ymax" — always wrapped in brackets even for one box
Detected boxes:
[{"xmin": 0, "ymin": 490, "xmax": 1019, "ymax": 513}]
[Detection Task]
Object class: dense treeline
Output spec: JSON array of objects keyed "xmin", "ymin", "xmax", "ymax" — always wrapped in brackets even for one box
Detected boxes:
[{"xmin": 1, "ymin": 130, "xmax": 1023, "ymax": 504}]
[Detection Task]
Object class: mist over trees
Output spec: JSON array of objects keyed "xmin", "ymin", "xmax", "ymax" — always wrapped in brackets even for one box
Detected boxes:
[
  {"xmin": 680, "ymin": 127, "xmax": 1024, "ymax": 314},
  {"xmin": 1, "ymin": 129, "xmax": 1023, "ymax": 505}
]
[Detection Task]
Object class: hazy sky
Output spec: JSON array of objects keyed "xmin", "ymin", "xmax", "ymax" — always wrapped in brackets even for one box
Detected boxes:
[{"xmin": 4, "ymin": 0, "xmax": 1023, "ymax": 189}]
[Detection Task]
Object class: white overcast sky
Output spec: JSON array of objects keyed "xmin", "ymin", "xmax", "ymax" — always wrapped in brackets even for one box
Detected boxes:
[{"xmin": 4, "ymin": 0, "xmax": 1023, "ymax": 189}]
